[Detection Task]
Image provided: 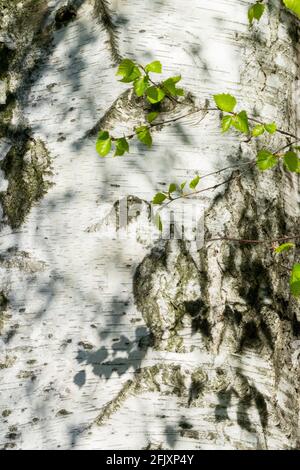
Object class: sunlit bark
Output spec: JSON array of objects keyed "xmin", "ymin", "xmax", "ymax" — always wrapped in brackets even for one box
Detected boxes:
[{"xmin": 0, "ymin": 0, "xmax": 299, "ymax": 449}]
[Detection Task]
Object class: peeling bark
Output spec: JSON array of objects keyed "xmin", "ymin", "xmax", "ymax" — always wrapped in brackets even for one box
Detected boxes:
[{"xmin": 0, "ymin": 0, "xmax": 299, "ymax": 450}]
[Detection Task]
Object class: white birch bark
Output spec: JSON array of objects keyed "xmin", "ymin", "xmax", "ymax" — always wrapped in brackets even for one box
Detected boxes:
[{"xmin": 0, "ymin": 0, "xmax": 299, "ymax": 450}]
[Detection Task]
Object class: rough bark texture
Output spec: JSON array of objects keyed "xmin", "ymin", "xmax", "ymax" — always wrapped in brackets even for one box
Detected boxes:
[{"xmin": 0, "ymin": 0, "xmax": 299, "ymax": 450}]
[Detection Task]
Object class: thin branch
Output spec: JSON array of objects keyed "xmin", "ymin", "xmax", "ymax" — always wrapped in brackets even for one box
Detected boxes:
[
  {"xmin": 112, "ymin": 107, "xmax": 210, "ymax": 141},
  {"xmin": 278, "ymin": 263, "xmax": 292, "ymax": 272},
  {"xmin": 161, "ymin": 169, "xmax": 249, "ymax": 209},
  {"xmin": 110, "ymin": 105, "xmax": 298, "ymax": 142},
  {"xmin": 154, "ymin": 133, "xmax": 299, "ymax": 211},
  {"xmin": 206, "ymin": 234, "xmax": 300, "ymax": 245},
  {"xmin": 274, "ymin": 139, "xmax": 300, "ymax": 155},
  {"xmin": 160, "ymin": 163, "xmax": 255, "ymax": 209},
  {"xmin": 198, "ymin": 161, "xmax": 254, "ymax": 181},
  {"xmin": 244, "ymin": 115, "xmax": 296, "ymax": 140}
]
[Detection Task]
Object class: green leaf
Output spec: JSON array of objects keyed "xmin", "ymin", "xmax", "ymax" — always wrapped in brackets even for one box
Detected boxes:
[
  {"xmin": 189, "ymin": 175, "xmax": 200, "ymax": 190},
  {"xmin": 145, "ymin": 60, "xmax": 162, "ymax": 73},
  {"xmin": 116, "ymin": 58, "xmax": 141, "ymax": 83},
  {"xmin": 264, "ymin": 122, "xmax": 277, "ymax": 134},
  {"xmin": 136, "ymin": 126, "xmax": 152, "ymax": 147},
  {"xmin": 162, "ymin": 76, "xmax": 184, "ymax": 97},
  {"xmin": 155, "ymin": 213, "xmax": 163, "ymax": 232},
  {"xmin": 180, "ymin": 181, "xmax": 186, "ymax": 190},
  {"xmin": 114, "ymin": 137, "xmax": 129, "ymax": 156},
  {"xmin": 222, "ymin": 115, "xmax": 233, "ymax": 133},
  {"xmin": 275, "ymin": 242, "xmax": 295, "ymax": 254},
  {"xmin": 283, "ymin": 0, "xmax": 300, "ymax": 19},
  {"xmin": 146, "ymin": 86, "xmax": 165, "ymax": 104},
  {"xmin": 213, "ymin": 94, "xmax": 237, "ymax": 113},
  {"xmin": 116, "ymin": 59, "xmax": 134, "ymax": 77},
  {"xmin": 168, "ymin": 183, "xmax": 177, "ymax": 193},
  {"xmin": 232, "ymin": 110, "xmax": 249, "ymax": 134},
  {"xmin": 252, "ymin": 124, "xmax": 265, "ymax": 137},
  {"xmin": 290, "ymin": 264, "xmax": 300, "ymax": 297},
  {"xmin": 284, "ymin": 151, "xmax": 299, "ymax": 172},
  {"xmin": 152, "ymin": 192, "xmax": 167, "ymax": 204},
  {"xmin": 134, "ymin": 76, "xmax": 149, "ymax": 97},
  {"xmin": 96, "ymin": 131, "xmax": 112, "ymax": 157},
  {"xmin": 147, "ymin": 111, "xmax": 159, "ymax": 123},
  {"xmin": 248, "ymin": 3, "xmax": 265, "ymax": 24},
  {"xmin": 256, "ymin": 149, "xmax": 277, "ymax": 171}
]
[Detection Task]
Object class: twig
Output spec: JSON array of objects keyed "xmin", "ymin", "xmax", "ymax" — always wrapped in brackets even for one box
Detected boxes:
[
  {"xmin": 160, "ymin": 163, "xmax": 255, "ymax": 209},
  {"xmin": 274, "ymin": 139, "xmax": 300, "ymax": 155},
  {"xmin": 206, "ymin": 234, "xmax": 300, "ymax": 245},
  {"xmin": 112, "ymin": 107, "xmax": 210, "ymax": 141},
  {"xmin": 110, "ymin": 105, "xmax": 298, "ymax": 143}
]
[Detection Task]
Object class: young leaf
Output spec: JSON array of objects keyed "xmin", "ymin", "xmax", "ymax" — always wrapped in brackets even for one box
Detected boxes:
[
  {"xmin": 134, "ymin": 76, "xmax": 149, "ymax": 97},
  {"xmin": 146, "ymin": 86, "xmax": 165, "ymax": 104},
  {"xmin": 180, "ymin": 181, "xmax": 186, "ymax": 190},
  {"xmin": 264, "ymin": 122, "xmax": 277, "ymax": 134},
  {"xmin": 145, "ymin": 60, "xmax": 162, "ymax": 74},
  {"xmin": 147, "ymin": 111, "xmax": 159, "ymax": 123},
  {"xmin": 96, "ymin": 131, "xmax": 112, "ymax": 157},
  {"xmin": 248, "ymin": 3, "xmax": 265, "ymax": 24},
  {"xmin": 284, "ymin": 151, "xmax": 299, "ymax": 172},
  {"xmin": 283, "ymin": 0, "xmax": 300, "ymax": 19},
  {"xmin": 232, "ymin": 110, "xmax": 249, "ymax": 134},
  {"xmin": 189, "ymin": 175, "xmax": 200, "ymax": 190},
  {"xmin": 115, "ymin": 137, "xmax": 129, "ymax": 157},
  {"xmin": 290, "ymin": 264, "xmax": 300, "ymax": 297},
  {"xmin": 252, "ymin": 124, "xmax": 265, "ymax": 137},
  {"xmin": 152, "ymin": 192, "xmax": 167, "ymax": 204},
  {"xmin": 168, "ymin": 183, "xmax": 177, "ymax": 193},
  {"xmin": 116, "ymin": 58, "xmax": 141, "ymax": 83},
  {"xmin": 162, "ymin": 76, "xmax": 184, "ymax": 97},
  {"xmin": 213, "ymin": 94, "xmax": 237, "ymax": 113},
  {"xmin": 116, "ymin": 59, "xmax": 135, "ymax": 77},
  {"xmin": 222, "ymin": 115, "xmax": 233, "ymax": 133},
  {"xmin": 136, "ymin": 126, "xmax": 152, "ymax": 147},
  {"xmin": 274, "ymin": 242, "xmax": 295, "ymax": 254},
  {"xmin": 256, "ymin": 149, "xmax": 277, "ymax": 171}
]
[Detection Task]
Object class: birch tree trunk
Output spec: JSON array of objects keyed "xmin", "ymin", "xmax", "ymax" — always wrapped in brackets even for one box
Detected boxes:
[{"xmin": 0, "ymin": 0, "xmax": 299, "ymax": 450}]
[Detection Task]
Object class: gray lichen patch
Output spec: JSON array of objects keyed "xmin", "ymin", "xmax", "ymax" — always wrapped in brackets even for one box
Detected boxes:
[
  {"xmin": 95, "ymin": 364, "xmax": 188, "ymax": 426},
  {"xmin": 0, "ymin": 355, "xmax": 16, "ymax": 369},
  {"xmin": 0, "ymin": 137, "xmax": 53, "ymax": 228},
  {"xmin": 0, "ymin": 1, "xmax": 56, "ymax": 229},
  {"xmin": 2, "ymin": 409, "xmax": 11, "ymax": 418},
  {"xmin": 0, "ymin": 291, "xmax": 11, "ymax": 336},
  {"xmin": 180, "ymin": 429, "xmax": 199, "ymax": 440},
  {"xmin": 0, "ymin": 94, "xmax": 17, "ymax": 137},
  {"xmin": 0, "ymin": 249, "xmax": 47, "ymax": 272},
  {"xmin": 17, "ymin": 370, "xmax": 36, "ymax": 380},
  {"xmin": 188, "ymin": 368, "xmax": 207, "ymax": 406},
  {"xmin": 133, "ymin": 240, "xmax": 203, "ymax": 351},
  {"xmin": 0, "ymin": 1, "xmax": 49, "ymax": 45},
  {"xmin": 0, "ymin": 0, "xmax": 51, "ymax": 93}
]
